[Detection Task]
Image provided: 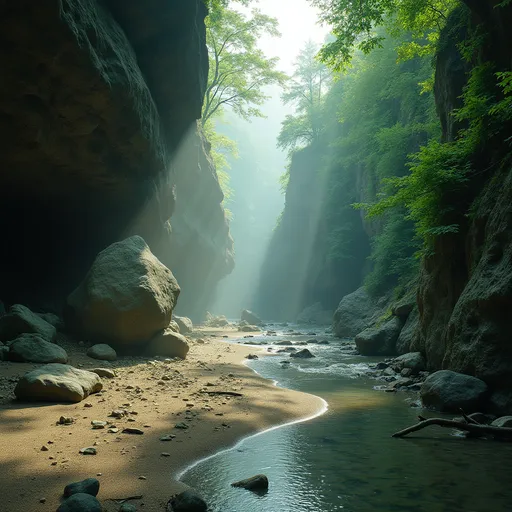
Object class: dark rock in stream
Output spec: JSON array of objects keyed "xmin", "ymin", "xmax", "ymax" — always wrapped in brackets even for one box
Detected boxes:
[
  {"xmin": 420, "ymin": 370, "xmax": 489, "ymax": 413},
  {"xmin": 290, "ymin": 348, "xmax": 315, "ymax": 359},
  {"xmin": 167, "ymin": 490, "xmax": 208, "ymax": 512},
  {"xmin": 232, "ymin": 474, "xmax": 269, "ymax": 491}
]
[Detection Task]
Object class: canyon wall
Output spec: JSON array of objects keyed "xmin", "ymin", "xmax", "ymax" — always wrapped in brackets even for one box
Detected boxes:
[
  {"xmin": 0, "ymin": 0, "xmax": 232, "ymax": 314},
  {"xmin": 412, "ymin": 0, "xmax": 512, "ymax": 410}
]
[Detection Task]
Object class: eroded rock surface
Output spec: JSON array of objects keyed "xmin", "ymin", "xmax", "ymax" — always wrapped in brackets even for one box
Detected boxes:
[
  {"xmin": 0, "ymin": 305, "xmax": 56, "ymax": 343},
  {"xmin": 355, "ymin": 317, "xmax": 403, "ymax": 356},
  {"xmin": 66, "ymin": 236, "xmax": 180, "ymax": 346},
  {"xmin": 147, "ymin": 329, "xmax": 189, "ymax": 359},
  {"xmin": 15, "ymin": 364, "xmax": 103, "ymax": 403},
  {"xmin": 420, "ymin": 370, "xmax": 488, "ymax": 413},
  {"xmin": 333, "ymin": 287, "xmax": 381, "ymax": 338},
  {"xmin": 8, "ymin": 334, "xmax": 68, "ymax": 364}
]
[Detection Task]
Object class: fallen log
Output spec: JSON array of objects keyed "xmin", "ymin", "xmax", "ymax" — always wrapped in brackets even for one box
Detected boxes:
[
  {"xmin": 201, "ymin": 391, "xmax": 243, "ymax": 397},
  {"xmin": 392, "ymin": 418, "xmax": 512, "ymax": 439}
]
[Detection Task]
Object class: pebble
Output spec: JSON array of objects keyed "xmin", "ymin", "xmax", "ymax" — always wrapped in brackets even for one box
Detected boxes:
[
  {"xmin": 175, "ymin": 422, "xmax": 189, "ymax": 429},
  {"xmin": 79, "ymin": 447, "xmax": 97, "ymax": 455},
  {"xmin": 83, "ymin": 403, "xmax": 93, "ymax": 408},
  {"xmin": 160, "ymin": 434, "xmax": 176, "ymax": 441},
  {"xmin": 41, "ymin": 445, "xmax": 49, "ymax": 451},
  {"xmin": 91, "ymin": 420, "xmax": 107, "ymax": 429},
  {"xmin": 161, "ymin": 452, "xmax": 171, "ymax": 457},
  {"xmin": 57, "ymin": 416, "xmax": 74, "ymax": 425}
]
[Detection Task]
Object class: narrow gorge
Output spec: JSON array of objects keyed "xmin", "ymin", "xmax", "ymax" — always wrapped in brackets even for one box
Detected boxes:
[{"xmin": 0, "ymin": 1, "xmax": 512, "ymax": 511}]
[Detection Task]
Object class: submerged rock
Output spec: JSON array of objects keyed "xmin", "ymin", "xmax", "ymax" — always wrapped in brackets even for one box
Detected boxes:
[
  {"xmin": 0, "ymin": 304, "xmax": 56, "ymax": 343},
  {"xmin": 167, "ymin": 490, "xmax": 207, "ymax": 512},
  {"xmin": 355, "ymin": 317, "xmax": 403, "ymax": 356},
  {"xmin": 87, "ymin": 344, "xmax": 117, "ymax": 361},
  {"xmin": 66, "ymin": 236, "xmax": 180, "ymax": 346},
  {"xmin": 420, "ymin": 370, "xmax": 488, "ymax": 413},
  {"xmin": 290, "ymin": 348, "xmax": 315, "ymax": 359},
  {"xmin": 232, "ymin": 474, "xmax": 269, "ymax": 491},
  {"xmin": 15, "ymin": 364, "xmax": 103, "ymax": 403},
  {"xmin": 8, "ymin": 333, "xmax": 68, "ymax": 363},
  {"xmin": 241, "ymin": 309, "xmax": 263, "ymax": 326},
  {"xmin": 147, "ymin": 329, "xmax": 189, "ymax": 359}
]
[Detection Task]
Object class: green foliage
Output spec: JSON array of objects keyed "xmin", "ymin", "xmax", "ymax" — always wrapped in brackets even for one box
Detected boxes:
[
  {"xmin": 202, "ymin": 5, "xmax": 287, "ymax": 124},
  {"xmin": 278, "ymin": 41, "xmax": 331, "ymax": 151},
  {"xmin": 203, "ymin": 119, "xmax": 238, "ymax": 214},
  {"xmin": 309, "ymin": 0, "xmax": 458, "ymax": 69},
  {"xmin": 360, "ymin": 57, "xmax": 512, "ymax": 252}
]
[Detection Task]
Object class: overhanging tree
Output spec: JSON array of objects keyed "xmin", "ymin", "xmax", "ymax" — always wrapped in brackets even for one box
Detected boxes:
[
  {"xmin": 309, "ymin": 0, "xmax": 458, "ymax": 69},
  {"xmin": 202, "ymin": 6, "xmax": 287, "ymax": 124}
]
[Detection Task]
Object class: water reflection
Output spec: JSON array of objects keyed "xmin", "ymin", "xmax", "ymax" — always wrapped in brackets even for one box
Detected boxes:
[{"xmin": 182, "ymin": 330, "xmax": 512, "ymax": 512}]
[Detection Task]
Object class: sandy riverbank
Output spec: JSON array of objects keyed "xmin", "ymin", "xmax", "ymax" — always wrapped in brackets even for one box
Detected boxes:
[{"xmin": 0, "ymin": 329, "xmax": 324, "ymax": 511}]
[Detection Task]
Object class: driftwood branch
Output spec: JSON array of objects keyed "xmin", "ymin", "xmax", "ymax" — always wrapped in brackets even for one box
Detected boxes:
[
  {"xmin": 460, "ymin": 409, "xmax": 480, "ymax": 425},
  {"xmin": 107, "ymin": 495, "xmax": 143, "ymax": 504},
  {"xmin": 393, "ymin": 418, "xmax": 512, "ymax": 439},
  {"xmin": 201, "ymin": 391, "xmax": 243, "ymax": 397}
]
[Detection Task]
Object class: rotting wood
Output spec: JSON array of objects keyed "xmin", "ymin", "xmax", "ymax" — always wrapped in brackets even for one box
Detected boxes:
[
  {"xmin": 392, "ymin": 418, "xmax": 512, "ymax": 439},
  {"xmin": 201, "ymin": 391, "xmax": 243, "ymax": 397}
]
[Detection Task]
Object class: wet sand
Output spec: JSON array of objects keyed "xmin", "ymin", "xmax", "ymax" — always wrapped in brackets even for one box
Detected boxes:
[{"xmin": 0, "ymin": 329, "xmax": 323, "ymax": 511}]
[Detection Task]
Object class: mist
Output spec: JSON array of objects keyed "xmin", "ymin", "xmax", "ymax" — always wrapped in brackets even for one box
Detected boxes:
[{"xmin": 209, "ymin": 87, "xmax": 290, "ymax": 317}]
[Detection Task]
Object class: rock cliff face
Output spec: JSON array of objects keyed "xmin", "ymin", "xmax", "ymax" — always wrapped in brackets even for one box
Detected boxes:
[
  {"xmin": 255, "ymin": 145, "xmax": 370, "ymax": 321},
  {"xmin": 413, "ymin": 1, "xmax": 512, "ymax": 410},
  {"xmin": 0, "ymin": 0, "xmax": 232, "ymax": 313}
]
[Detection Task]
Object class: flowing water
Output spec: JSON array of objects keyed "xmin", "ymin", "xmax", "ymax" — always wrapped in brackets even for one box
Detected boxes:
[{"xmin": 181, "ymin": 326, "xmax": 512, "ymax": 512}]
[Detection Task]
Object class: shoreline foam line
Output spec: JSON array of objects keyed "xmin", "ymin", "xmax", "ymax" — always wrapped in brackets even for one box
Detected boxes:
[{"xmin": 175, "ymin": 345, "xmax": 328, "ymax": 481}]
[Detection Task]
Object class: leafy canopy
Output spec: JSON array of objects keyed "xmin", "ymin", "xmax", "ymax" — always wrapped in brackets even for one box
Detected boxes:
[
  {"xmin": 309, "ymin": 0, "xmax": 458, "ymax": 69},
  {"xmin": 278, "ymin": 41, "xmax": 331, "ymax": 151},
  {"xmin": 202, "ymin": 5, "xmax": 287, "ymax": 124}
]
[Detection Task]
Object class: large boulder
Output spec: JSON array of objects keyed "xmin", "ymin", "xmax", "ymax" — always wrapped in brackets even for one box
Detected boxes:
[
  {"xmin": 296, "ymin": 303, "xmax": 333, "ymax": 325},
  {"xmin": 66, "ymin": 236, "xmax": 180, "ymax": 346},
  {"xmin": 355, "ymin": 317, "xmax": 403, "ymax": 356},
  {"xmin": 333, "ymin": 287, "xmax": 381, "ymax": 338},
  {"xmin": 147, "ymin": 329, "xmax": 189, "ymax": 359},
  {"xmin": 0, "ymin": 304, "xmax": 56, "ymax": 343},
  {"xmin": 420, "ymin": 370, "xmax": 489, "ymax": 413},
  {"xmin": 15, "ymin": 363, "xmax": 103, "ymax": 403},
  {"xmin": 8, "ymin": 334, "xmax": 68, "ymax": 364},
  {"xmin": 241, "ymin": 310, "xmax": 263, "ymax": 326},
  {"xmin": 393, "ymin": 352, "xmax": 426, "ymax": 374},
  {"xmin": 174, "ymin": 315, "xmax": 193, "ymax": 334}
]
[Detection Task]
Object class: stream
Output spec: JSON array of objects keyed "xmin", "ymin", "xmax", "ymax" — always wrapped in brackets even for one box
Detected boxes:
[{"xmin": 181, "ymin": 325, "xmax": 512, "ymax": 512}]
